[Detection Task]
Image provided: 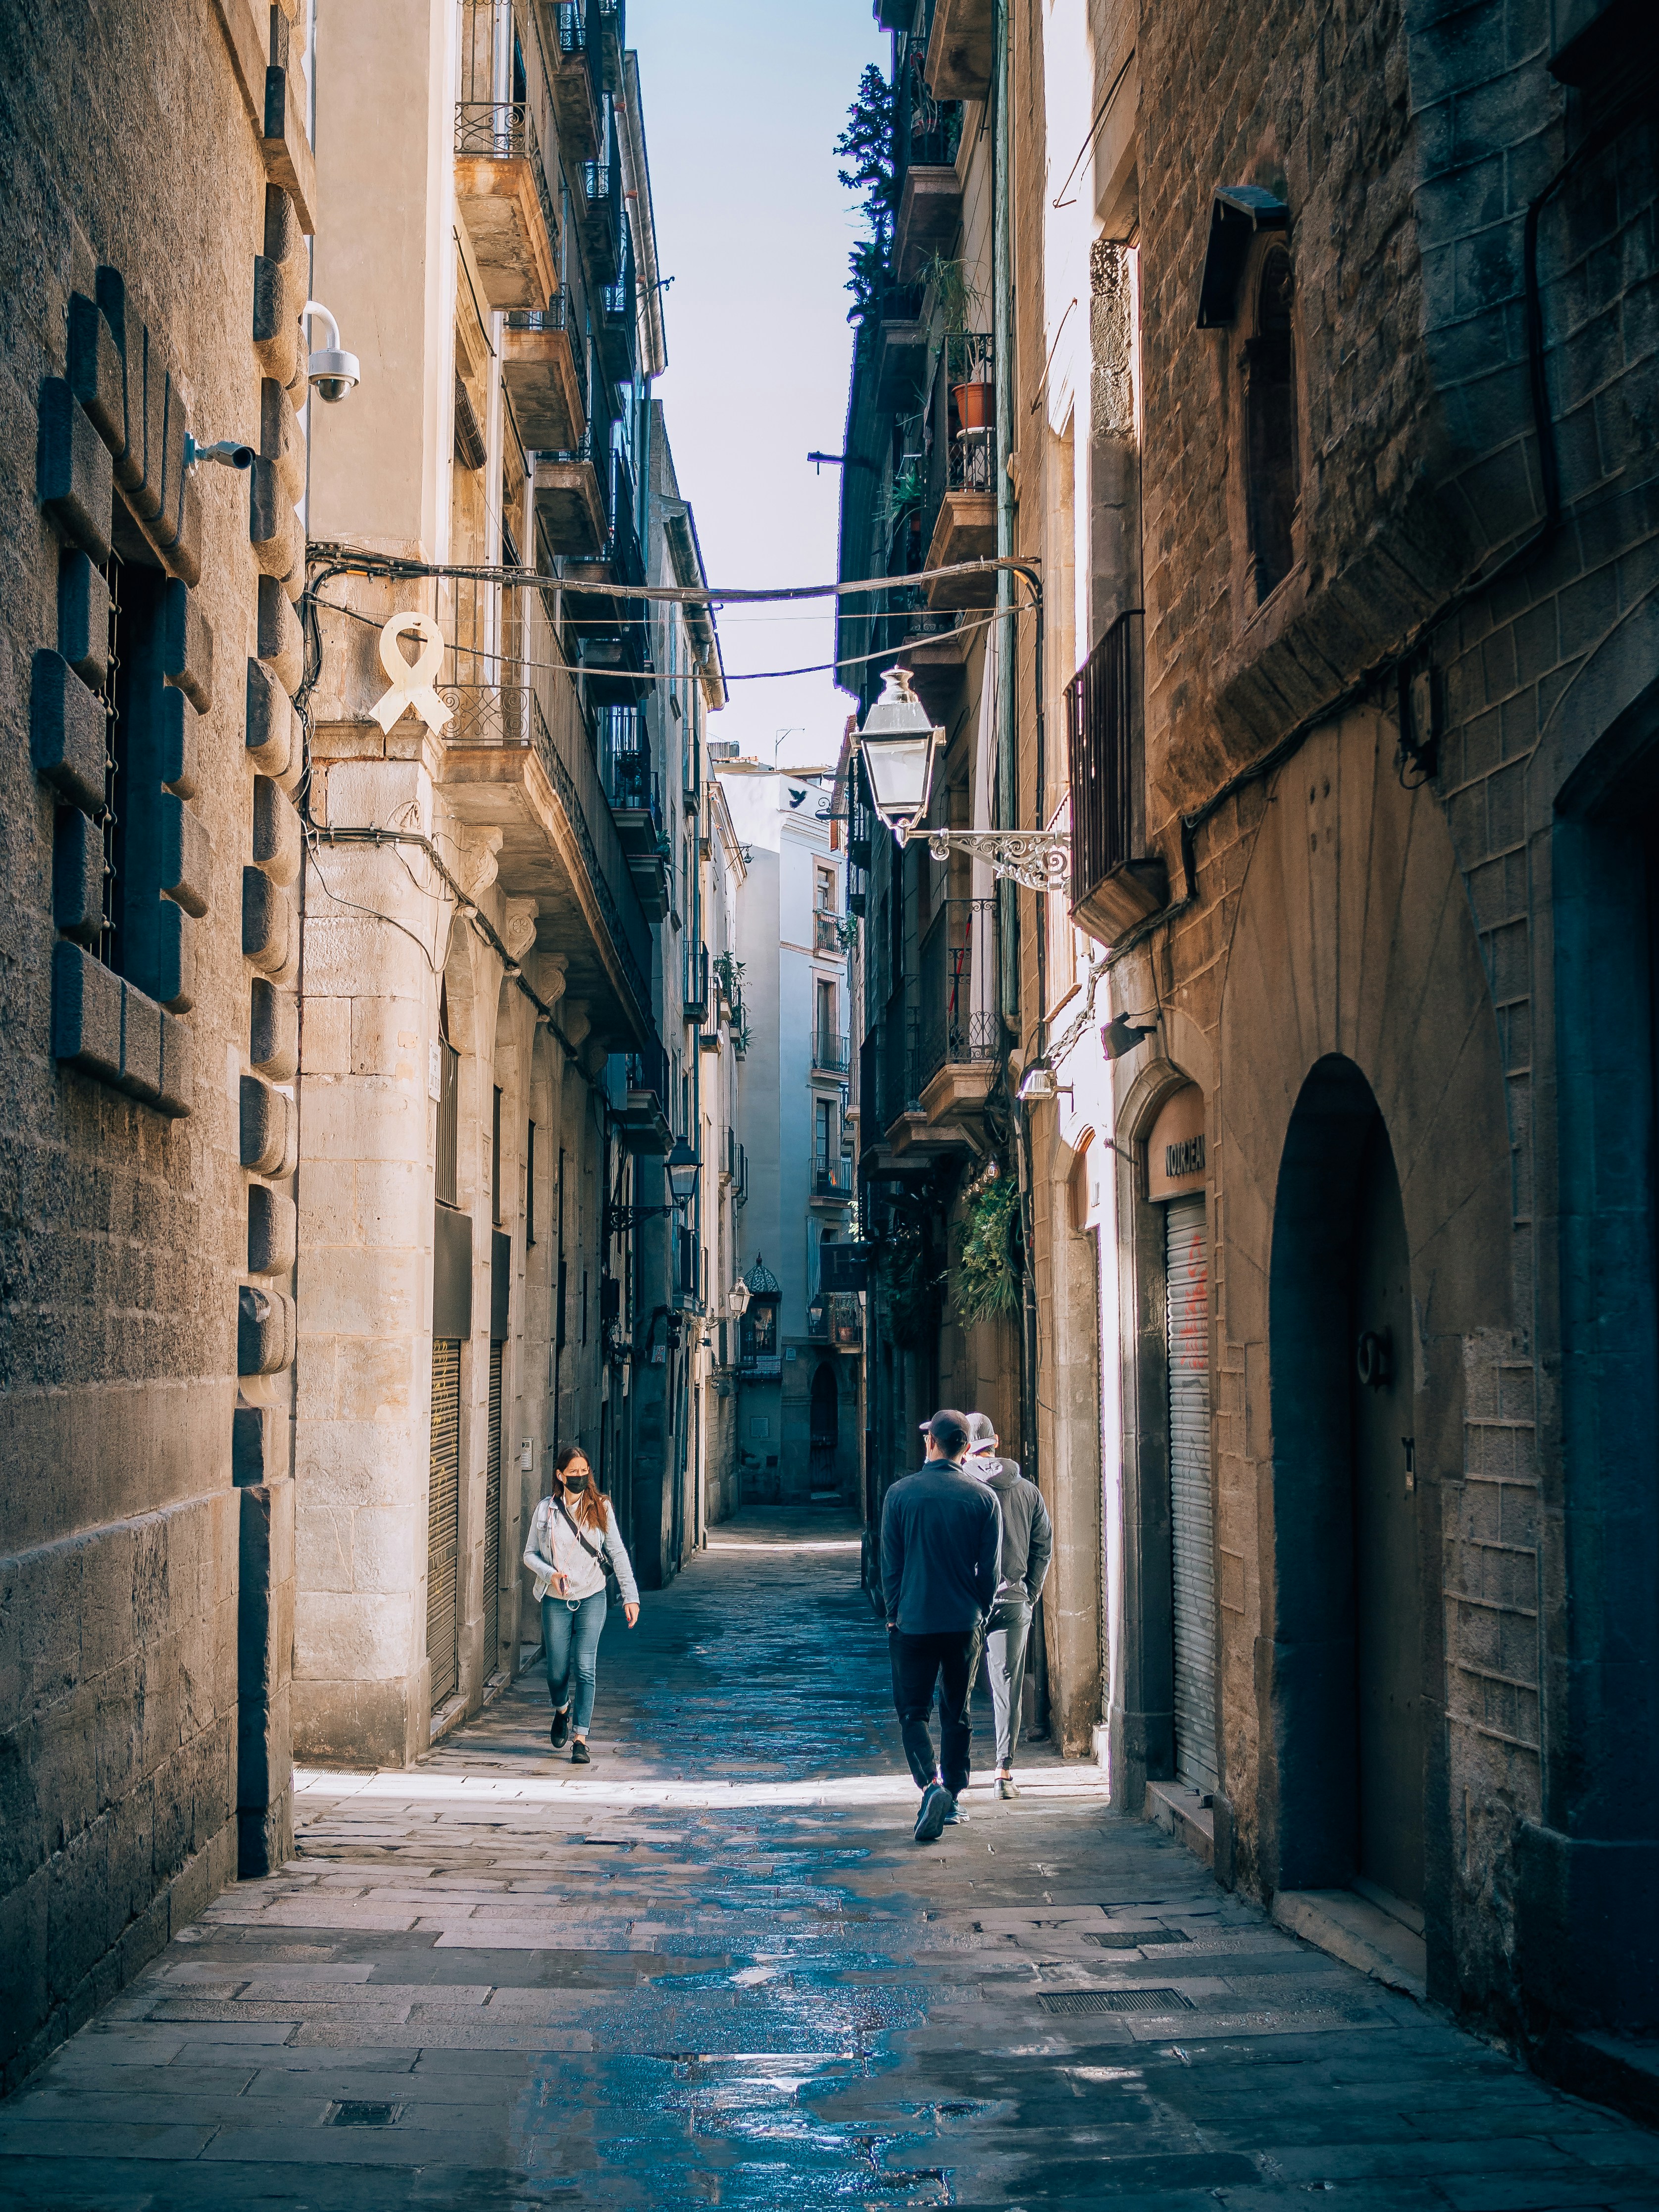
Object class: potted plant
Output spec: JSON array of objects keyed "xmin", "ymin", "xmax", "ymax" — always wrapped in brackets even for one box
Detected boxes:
[{"xmin": 922, "ymin": 253, "xmax": 994, "ymax": 437}]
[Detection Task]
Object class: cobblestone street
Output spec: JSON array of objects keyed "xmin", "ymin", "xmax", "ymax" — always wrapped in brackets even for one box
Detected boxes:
[{"xmin": 2, "ymin": 1513, "xmax": 1655, "ymax": 2210}]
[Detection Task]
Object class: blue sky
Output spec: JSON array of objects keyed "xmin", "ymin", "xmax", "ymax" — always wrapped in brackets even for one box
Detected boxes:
[{"xmin": 629, "ymin": 1, "xmax": 887, "ymax": 772}]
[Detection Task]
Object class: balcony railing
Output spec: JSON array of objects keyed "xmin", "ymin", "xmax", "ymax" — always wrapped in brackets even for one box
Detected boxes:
[
  {"xmin": 625, "ymin": 1038, "xmax": 669, "ymax": 1108},
  {"xmin": 813, "ymin": 910, "xmax": 845, "ymax": 956},
  {"xmin": 813, "ymin": 1154, "xmax": 855, "ymax": 1199},
  {"xmin": 878, "ymin": 1003, "xmax": 922, "ymax": 1130},
  {"xmin": 598, "ymin": 706, "xmax": 660, "ymax": 825},
  {"xmin": 918, "ymin": 899, "xmax": 998, "ymax": 1090},
  {"xmin": 453, "ymin": 102, "xmax": 558, "ymax": 274},
  {"xmin": 813, "ymin": 1031, "xmax": 851, "ymax": 1076},
  {"xmin": 948, "ymin": 423, "xmax": 996, "ymax": 494},
  {"xmin": 504, "ymin": 290, "xmax": 590, "ymax": 416},
  {"xmin": 683, "ymin": 942, "xmax": 708, "ymax": 1022}
]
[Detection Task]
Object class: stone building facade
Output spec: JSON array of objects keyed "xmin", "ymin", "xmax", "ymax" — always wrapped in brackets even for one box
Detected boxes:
[
  {"xmin": 844, "ymin": 0, "xmax": 1656, "ymax": 2075},
  {"xmin": 1020, "ymin": 0, "xmax": 1657, "ymax": 2058},
  {"xmin": 0, "ymin": 0, "xmax": 316, "ymax": 2087},
  {"xmin": 297, "ymin": 0, "xmax": 728, "ymax": 1767}
]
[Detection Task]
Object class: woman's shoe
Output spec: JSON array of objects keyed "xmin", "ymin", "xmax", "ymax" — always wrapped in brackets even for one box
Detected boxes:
[
  {"xmin": 996, "ymin": 1774, "xmax": 1019, "ymax": 1800},
  {"xmin": 550, "ymin": 1707, "xmax": 571, "ymax": 1749},
  {"xmin": 571, "ymin": 1739, "xmax": 591, "ymax": 1765}
]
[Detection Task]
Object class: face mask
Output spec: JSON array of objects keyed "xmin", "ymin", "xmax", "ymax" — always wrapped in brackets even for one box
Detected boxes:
[{"xmin": 563, "ymin": 1471, "xmax": 589, "ymax": 1492}]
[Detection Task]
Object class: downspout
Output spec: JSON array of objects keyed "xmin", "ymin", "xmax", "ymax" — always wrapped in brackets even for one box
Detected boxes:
[{"xmin": 993, "ymin": 0, "xmax": 1017, "ymax": 1021}]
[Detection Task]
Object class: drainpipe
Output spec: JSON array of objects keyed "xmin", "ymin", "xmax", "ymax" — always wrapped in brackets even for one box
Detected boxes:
[{"xmin": 993, "ymin": 0, "xmax": 1017, "ymax": 1023}]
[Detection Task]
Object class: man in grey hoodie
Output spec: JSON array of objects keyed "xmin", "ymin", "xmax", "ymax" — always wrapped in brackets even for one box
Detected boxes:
[{"xmin": 964, "ymin": 1413, "xmax": 1053, "ymax": 1798}]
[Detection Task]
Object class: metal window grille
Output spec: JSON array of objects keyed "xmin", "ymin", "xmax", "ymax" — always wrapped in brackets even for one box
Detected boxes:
[
  {"xmin": 98, "ymin": 548, "xmax": 123, "ymax": 970},
  {"xmin": 1065, "ymin": 610, "xmax": 1140, "ymax": 899},
  {"xmin": 436, "ymin": 1040, "xmax": 460, "ymax": 1207},
  {"xmin": 491, "ymin": 1084, "xmax": 503, "ymax": 1224}
]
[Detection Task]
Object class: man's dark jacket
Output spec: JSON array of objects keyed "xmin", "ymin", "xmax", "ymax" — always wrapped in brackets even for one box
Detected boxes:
[
  {"xmin": 880, "ymin": 1459, "xmax": 1003, "ymax": 1633},
  {"xmin": 977, "ymin": 1456, "xmax": 1053, "ymax": 1605}
]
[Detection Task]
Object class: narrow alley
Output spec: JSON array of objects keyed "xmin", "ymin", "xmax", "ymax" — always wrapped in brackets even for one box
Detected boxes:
[{"xmin": 2, "ymin": 1515, "xmax": 1654, "ymax": 2211}]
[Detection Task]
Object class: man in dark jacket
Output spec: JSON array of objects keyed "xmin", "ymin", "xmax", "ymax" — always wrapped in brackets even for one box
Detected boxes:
[
  {"xmin": 881, "ymin": 1408, "xmax": 1003, "ymax": 1843},
  {"xmin": 965, "ymin": 1413, "xmax": 1053, "ymax": 1798}
]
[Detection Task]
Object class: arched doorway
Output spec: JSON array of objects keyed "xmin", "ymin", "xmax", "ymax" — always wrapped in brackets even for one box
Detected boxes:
[
  {"xmin": 1268, "ymin": 1054, "xmax": 1424, "ymax": 1908},
  {"xmin": 809, "ymin": 1361, "xmax": 839, "ymax": 1497}
]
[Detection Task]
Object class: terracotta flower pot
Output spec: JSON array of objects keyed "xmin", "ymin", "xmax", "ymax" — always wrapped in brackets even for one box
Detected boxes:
[{"xmin": 953, "ymin": 380, "xmax": 995, "ymax": 430}]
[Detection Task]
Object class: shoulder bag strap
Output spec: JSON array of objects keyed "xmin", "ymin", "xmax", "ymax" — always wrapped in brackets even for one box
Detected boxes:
[{"xmin": 554, "ymin": 1492, "xmax": 611, "ymax": 1568}]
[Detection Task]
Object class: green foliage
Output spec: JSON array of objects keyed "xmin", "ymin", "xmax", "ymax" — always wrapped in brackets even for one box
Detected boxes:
[
  {"xmin": 836, "ymin": 62, "xmax": 896, "ymax": 323},
  {"xmin": 954, "ymin": 1171, "xmax": 1022, "ymax": 1326}
]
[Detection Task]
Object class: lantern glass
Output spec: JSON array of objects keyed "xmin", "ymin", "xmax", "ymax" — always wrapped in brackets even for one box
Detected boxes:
[
  {"xmin": 857, "ymin": 667, "xmax": 943, "ymax": 835},
  {"xmin": 666, "ymin": 1139, "xmax": 701, "ymax": 1207}
]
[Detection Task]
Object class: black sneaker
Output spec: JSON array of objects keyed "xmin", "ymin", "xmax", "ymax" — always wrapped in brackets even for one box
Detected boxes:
[
  {"xmin": 550, "ymin": 1708, "xmax": 571, "ymax": 1749},
  {"xmin": 913, "ymin": 1783, "xmax": 953, "ymax": 1843},
  {"xmin": 571, "ymin": 1739, "xmax": 591, "ymax": 1765}
]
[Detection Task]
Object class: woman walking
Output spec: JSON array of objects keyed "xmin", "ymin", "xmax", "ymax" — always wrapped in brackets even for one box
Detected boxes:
[{"xmin": 523, "ymin": 1446, "xmax": 640, "ymax": 1762}]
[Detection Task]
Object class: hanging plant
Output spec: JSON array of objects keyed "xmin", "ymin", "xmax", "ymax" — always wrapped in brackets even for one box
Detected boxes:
[{"xmin": 954, "ymin": 1169, "xmax": 1022, "ymax": 1325}]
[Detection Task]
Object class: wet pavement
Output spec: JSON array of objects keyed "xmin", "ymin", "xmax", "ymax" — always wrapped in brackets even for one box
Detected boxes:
[{"xmin": 3, "ymin": 1506, "xmax": 1656, "ymax": 2210}]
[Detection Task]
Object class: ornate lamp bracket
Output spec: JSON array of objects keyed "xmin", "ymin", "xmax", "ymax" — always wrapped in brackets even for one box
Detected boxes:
[{"xmin": 914, "ymin": 828, "xmax": 1071, "ymax": 894}]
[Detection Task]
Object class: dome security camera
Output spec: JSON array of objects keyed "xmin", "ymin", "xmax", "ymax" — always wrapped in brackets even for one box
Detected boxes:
[{"xmin": 303, "ymin": 300, "xmax": 360, "ymax": 403}]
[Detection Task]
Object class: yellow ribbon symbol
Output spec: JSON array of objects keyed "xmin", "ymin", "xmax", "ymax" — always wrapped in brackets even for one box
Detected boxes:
[{"xmin": 371, "ymin": 612, "xmax": 452, "ymax": 737}]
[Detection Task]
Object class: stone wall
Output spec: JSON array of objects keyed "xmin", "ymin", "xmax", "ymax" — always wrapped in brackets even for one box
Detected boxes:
[
  {"xmin": 0, "ymin": 0, "xmax": 312, "ymax": 2087},
  {"xmin": 1121, "ymin": 0, "xmax": 1658, "ymax": 2032}
]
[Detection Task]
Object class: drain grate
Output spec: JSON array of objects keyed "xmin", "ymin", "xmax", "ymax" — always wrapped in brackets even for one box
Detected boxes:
[
  {"xmin": 1039, "ymin": 1987, "xmax": 1193, "ymax": 2015},
  {"xmin": 326, "ymin": 2101, "xmax": 401, "ymax": 2127},
  {"xmin": 1086, "ymin": 1928, "xmax": 1191, "ymax": 1949}
]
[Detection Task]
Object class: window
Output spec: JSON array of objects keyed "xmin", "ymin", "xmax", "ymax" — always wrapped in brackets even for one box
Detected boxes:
[
  {"xmin": 815, "ymin": 864, "xmax": 836, "ymax": 912},
  {"xmin": 491, "ymin": 1084, "xmax": 503, "ymax": 1225},
  {"xmin": 815, "ymin": 1096, "xmax": 834, "ymax": 1173},
  {"xmin": 436, "ymin": 983, "xmax": 460, "ymax": 1207},
  {"xmin": 1245, "ymin": 250, "xmax": 1298, "ymax": 603},
  {"xmin": 525, "ymin": 1119, "xmax": 536, "ymax": 1245}
]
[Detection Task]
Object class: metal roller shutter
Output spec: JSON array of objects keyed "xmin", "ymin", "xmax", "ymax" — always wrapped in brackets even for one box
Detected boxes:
[
  {"xmin": 1165, "ymin": 1193, "xmax": 1218, "ymax": 1793},
  {"xmin": 484, "ymin": 1341, "xmax": 503, "ymax": 1680},
  {"xmin": 428, "ymin": 1339, "xmax": 461, "ymax": 1710}
]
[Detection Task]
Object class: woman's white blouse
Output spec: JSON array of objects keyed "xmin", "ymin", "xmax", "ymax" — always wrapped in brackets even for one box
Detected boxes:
[{"xmin": 523, "ymin": 1495, "xmax": 639, "ymax": 1607}]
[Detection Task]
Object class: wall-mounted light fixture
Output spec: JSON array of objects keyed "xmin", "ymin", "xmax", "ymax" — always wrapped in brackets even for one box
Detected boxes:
[{"xmin": 856, "ymin": 666, "xmax": 1072, "ymax": 894}]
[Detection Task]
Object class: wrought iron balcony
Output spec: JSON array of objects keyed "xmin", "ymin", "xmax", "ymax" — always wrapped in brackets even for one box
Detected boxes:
[
  {"xmin": 452, "ymin": 103, "xmax": 558, "ymax": 309},
  {"xmin": 550, "ymin": 0, "xmax": 602, "ymax": 161},
  {"xmin": 1066, "ymin": 609, "xmax": 1167, "ymax": 943},
  {"xmin": 812, "ymin": 1153, "xmax": 855, "ymax": 1201},
  {"xmin": 918, "ymin": 898, "xmax": 998, "ymax": 1089},
  {"xmin": 683, "ymin": 941, "xmax": 708, "ymax": 1024},
  {"xmin": 813, "ymin": 1030, "xmax": 852, "ymax": 1076},
  {"xmin": 619, "ymin": 1036, "xmax": 671, "ymax": 1156},
  {"xmin": 580, "ymin": 157, "xmax": 622, "ymax": 282},
  {"xmin": 813, "ymin": 910, "xmax": 846, "ymax": 956},
  {"xmin": 600, "ymin": 237, "xmax": 636, "ymax": 384},
  {"xmin": 435, "ymin": 677, "xmax": 651, "ymax": 1036},
  {"xmin": 502, "ymin": 289, "xmax": 588, "ymax": 451}
]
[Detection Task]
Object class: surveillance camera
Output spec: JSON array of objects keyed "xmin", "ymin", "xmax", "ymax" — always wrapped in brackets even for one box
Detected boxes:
[
  {"xmin": 185, "ymin": 435, "xmax": 254, "ymax": 471},
  {"xmin": 302, "ymin": 300, "xmax": 360, "ymax": 403}
]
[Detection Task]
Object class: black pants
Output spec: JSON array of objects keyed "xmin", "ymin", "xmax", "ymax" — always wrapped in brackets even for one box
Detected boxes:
[{"xmin": 889, "ymin": 1626, "xmax": 981, "ymax": 1797}]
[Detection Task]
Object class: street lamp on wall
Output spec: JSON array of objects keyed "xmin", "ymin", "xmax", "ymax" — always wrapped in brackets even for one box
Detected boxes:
[
  {"xmin": 603, "ymin": 1138, "xmax": 701, "ymax": 1237},
  {"xmin": 855, "ymin": 665, "xmax": 1072, "ymax": 895}
]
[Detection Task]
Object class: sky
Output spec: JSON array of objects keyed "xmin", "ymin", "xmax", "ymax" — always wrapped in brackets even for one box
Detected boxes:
[{"xmin": 628, "ymin": 0, "xmax": 888, "ymax": 774}]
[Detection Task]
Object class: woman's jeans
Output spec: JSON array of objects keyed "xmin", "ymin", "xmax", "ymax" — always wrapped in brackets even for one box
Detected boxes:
[{"xmin": 542, "ymin": 1589, "xmax": 608, "ymax": 1731}]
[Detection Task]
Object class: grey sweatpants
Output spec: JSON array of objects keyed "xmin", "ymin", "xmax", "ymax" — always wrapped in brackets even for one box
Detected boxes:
[{"xmin": 985, "ymin": 1599, "xmax": 1031, "ymax": 1769}]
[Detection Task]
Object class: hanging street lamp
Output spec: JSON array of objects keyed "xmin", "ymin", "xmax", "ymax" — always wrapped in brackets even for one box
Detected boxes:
[{"xmin": 854, "ymin": 665, "xmax": 1072, "ymax": 895}]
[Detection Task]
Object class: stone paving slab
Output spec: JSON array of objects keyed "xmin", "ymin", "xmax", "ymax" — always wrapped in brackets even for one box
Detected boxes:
[{"xmin": 2, "ymin": 1508, "xmax": 1655, "ymax": 2209}]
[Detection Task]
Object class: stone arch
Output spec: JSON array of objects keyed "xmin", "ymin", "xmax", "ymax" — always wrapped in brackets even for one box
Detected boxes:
[{"xmin": 1216, "ymin": 703, "xmax": 1511, "ymax": 1905}]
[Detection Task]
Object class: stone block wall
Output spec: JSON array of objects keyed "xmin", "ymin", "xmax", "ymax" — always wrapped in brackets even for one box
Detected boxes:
[
  {"xmin": 1121, "ymin": 0, "xmax": 1657, "ymax": 2034},
  {"xmin": 0, "ymin": 0, "xmax": 313, "ymax": 2086}
]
